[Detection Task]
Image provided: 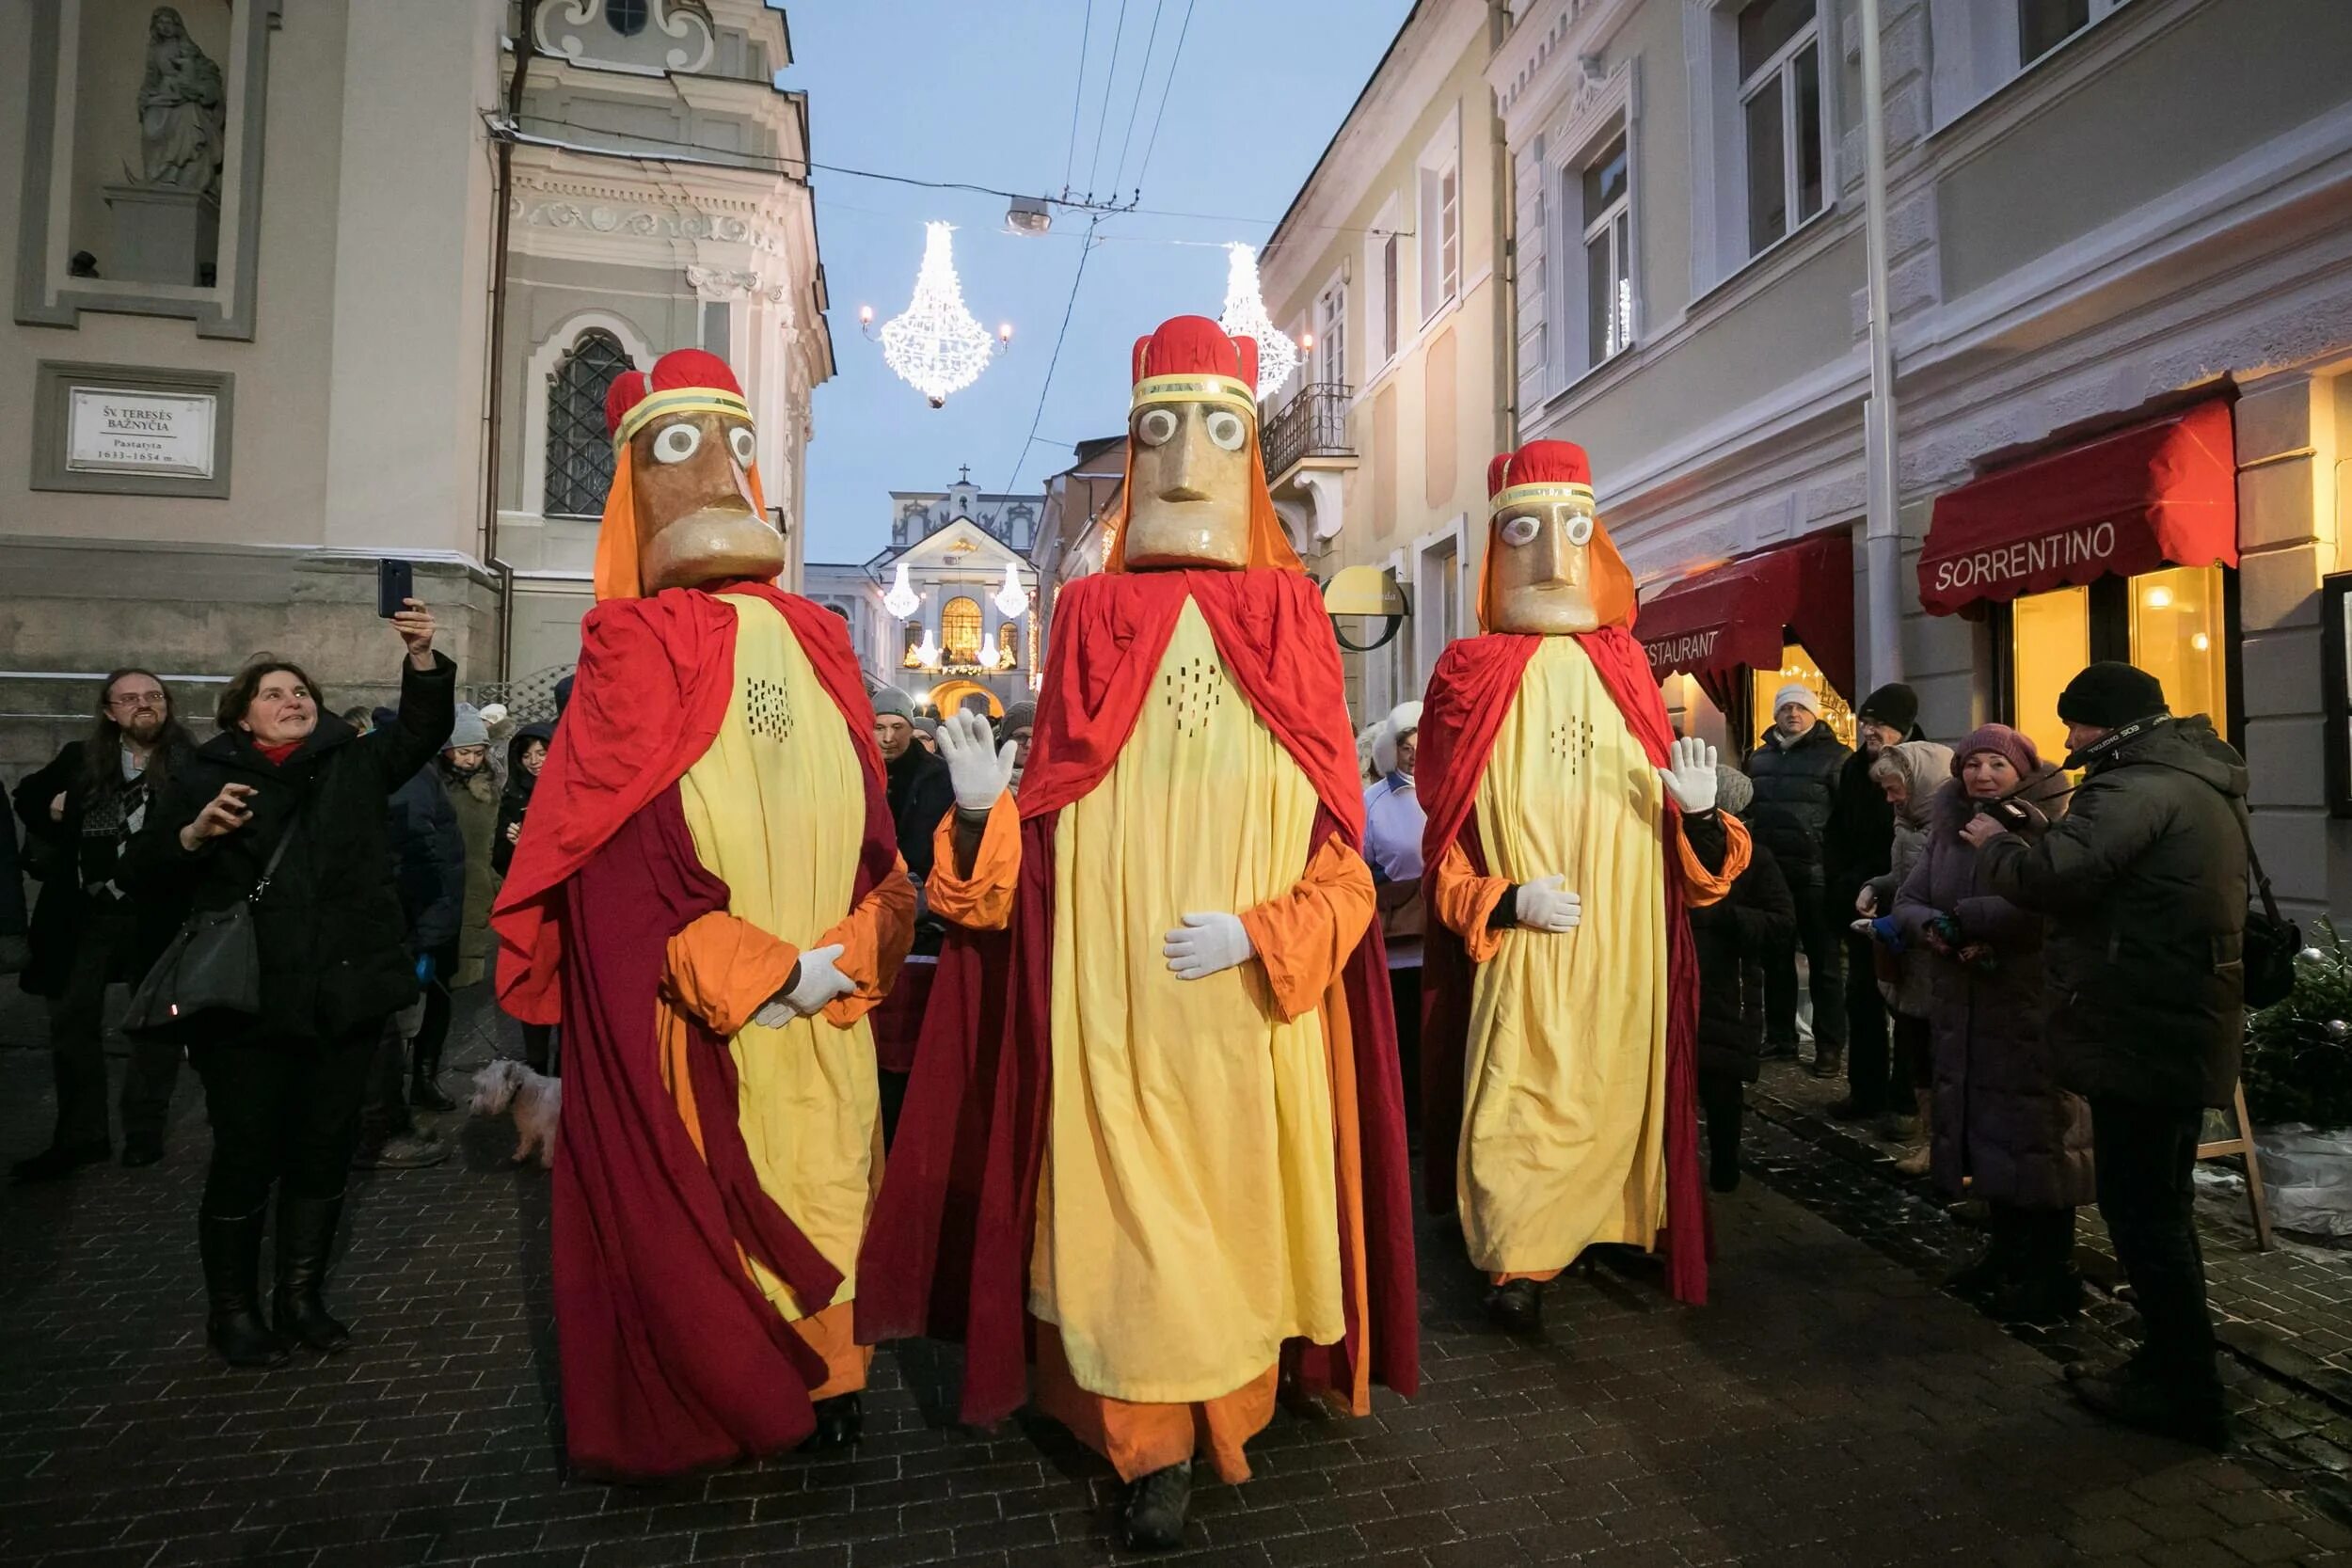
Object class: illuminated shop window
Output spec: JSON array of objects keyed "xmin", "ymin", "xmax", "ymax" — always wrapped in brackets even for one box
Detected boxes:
[
  {"xmin": 2130, "ymin": 565, "xmax": 2228, "ymax": 739},
  {"xmin": 2009, "ymin": 584, "xmax": 2090, "ymax": 768},
  {"xmin": 941, "ymin": 596, "xmax": 982, "ymax": 666},
  {"xmin": 1750, "ymin": 640, "xmax": 1852, "ymax": 749}
]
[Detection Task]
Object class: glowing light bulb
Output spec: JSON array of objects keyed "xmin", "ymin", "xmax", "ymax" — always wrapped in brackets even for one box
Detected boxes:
[
  {"xmin": 2145, "ymin": 586, "xmax": 2174, "ymax": 609},
  {"xmin": 2191, "ymin": 632, "xmax": 2210, "ymax": 651}
]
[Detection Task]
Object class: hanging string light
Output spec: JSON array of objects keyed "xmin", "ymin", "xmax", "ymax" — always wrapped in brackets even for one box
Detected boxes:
[
  {"xmin": 874, "ymin": 222, "xmax": 999, "ymax": 408},
  {"xmin": 882, "ymin": 561, "xmax": 921, "ymax": 619},
  {"xmin": 992, "ymin": 561, "xmax": 1030, "ymax": 619},
  {"xmin": 1216, "ymin": 242, "xmax": 1298, "ymax": 399}
]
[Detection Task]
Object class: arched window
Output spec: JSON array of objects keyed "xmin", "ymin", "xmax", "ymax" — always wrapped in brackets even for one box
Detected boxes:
[
  {"xmin": 545, "ymin": 329, "xmax": 632, "ymax": 519},
  {"xmin": 606, "ymin": 0, "xmax": 649, "ymax": 36},
  {"xmin": 996, "ymin": 620, "xmax": 1019, "ymax": 667},
  {"xmin": 941, "ymin": 597, "xmax": 982, "ymax": 665}
]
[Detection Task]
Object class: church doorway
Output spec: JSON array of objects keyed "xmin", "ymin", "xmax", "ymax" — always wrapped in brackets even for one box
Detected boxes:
[{"xmin": 928, "ymin": 678, "xmax": 1002, "ymax": 719}]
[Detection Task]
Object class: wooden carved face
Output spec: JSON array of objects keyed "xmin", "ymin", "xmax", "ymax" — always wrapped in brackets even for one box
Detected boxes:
[
  {"xmin": 1121, "ymin": 399, "xmax": 1253, "ymax": 569},
  {"xmin": 629, "ymin": 406, "xmax": 783, "ymax": 591},
  {"xmin": 1486, "ymin": 495, "xmax": 1605, "ymax": 635}
]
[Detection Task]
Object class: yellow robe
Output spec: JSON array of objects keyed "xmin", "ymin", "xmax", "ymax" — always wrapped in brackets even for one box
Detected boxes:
[
  {"xmin": 675, "ymin": 594, "xmax": 883, "ymax": 1338},
  {"xmin": 1033, "ymin": 600, "xmax": 1345, "ymax": 1403},
  {"xmin": 1459, "ymin": 635, "xmax": 1671, "ymax": 1274}
]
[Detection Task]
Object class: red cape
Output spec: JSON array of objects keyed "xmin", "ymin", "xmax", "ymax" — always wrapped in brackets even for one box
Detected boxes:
[
  {"xmin": 856, "ymin": 569, "xmax": 1417, "ymax": 1422},
  {"xmin": 1415, "ymin": 625, "xmax": 1710, "ymax": 1306},
  {"xmin": 487, "ymin": 582, "xmax": 898, "ymax": 1478}
]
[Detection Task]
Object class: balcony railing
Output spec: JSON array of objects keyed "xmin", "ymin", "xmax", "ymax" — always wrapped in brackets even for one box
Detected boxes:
[{"xmin": 1261, "ymin": 381, "xmax": 1355, "ymax": 480}]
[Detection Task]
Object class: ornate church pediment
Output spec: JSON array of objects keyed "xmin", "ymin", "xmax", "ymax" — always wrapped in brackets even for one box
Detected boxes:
[{"xmin": 535, "ymin": 0, "xmax": 718, "ymax": 77}]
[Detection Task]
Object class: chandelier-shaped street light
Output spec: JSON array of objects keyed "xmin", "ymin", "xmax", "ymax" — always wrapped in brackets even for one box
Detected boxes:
[
  {"xmin": 864, "ymin": 222, "xmax": 1005, "ymax": 408},
  {"xmin": 992, "ymin": 560, "xmax": 1029, "ymax": 619},
  {"xmin": 914, "ymin": 627, "xmax": 941, "ymax": 669},
  {"xmin": 882, "ymin": 561, "xmax": 921, "ymax": 620},
  {"xmin": 977, "ymin": 640, "xmax": 1003, "ymax": 671},
  {"xmin": 1216, "ymin": 242, "xmax": 1299, "ymax": 400}
]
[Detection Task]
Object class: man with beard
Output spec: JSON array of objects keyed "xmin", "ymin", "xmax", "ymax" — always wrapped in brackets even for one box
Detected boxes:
[{"xmin": 12, "ymin": 670, "xmax": 198, "ymax": 1174}]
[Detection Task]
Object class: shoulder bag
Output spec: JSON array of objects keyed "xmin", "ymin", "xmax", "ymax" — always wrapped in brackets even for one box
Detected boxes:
[
  {"xmin": 2233, "ymin": 800, "xmax": 2301, "ymax": 1011},
  {"xmin": 122, "ymin": 799, "xmax": 304, "ymax": 1034}
]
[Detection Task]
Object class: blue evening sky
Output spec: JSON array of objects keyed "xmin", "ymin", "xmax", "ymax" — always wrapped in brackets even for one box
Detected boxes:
[{"xmin": 784, "ymin": 0, "xmax": 1417, "ymax": 564}]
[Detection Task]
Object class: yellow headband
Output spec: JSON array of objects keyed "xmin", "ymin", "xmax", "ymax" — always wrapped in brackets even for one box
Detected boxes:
[
  {"xmin": 1131, "ymin": 372, "xmax": 1258, "ymax": 420},
  {"xmin": 1490, "ymin": 481, "xmax": 1596, "ymax": 513},
  {"xmin": 612, "ymin": 388, "xmax": 753, "ymax": 451}
]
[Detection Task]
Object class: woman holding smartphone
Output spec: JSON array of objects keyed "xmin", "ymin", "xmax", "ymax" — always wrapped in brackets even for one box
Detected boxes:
[{"xmin": 122, "ymin": 602, "xmax": 453, "ymax": 1368}]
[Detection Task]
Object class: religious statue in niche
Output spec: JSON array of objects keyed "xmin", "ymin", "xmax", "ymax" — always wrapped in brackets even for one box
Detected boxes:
[{"xmin": 135, "ymin": 8, "xmax": 226, "ymax": 198}]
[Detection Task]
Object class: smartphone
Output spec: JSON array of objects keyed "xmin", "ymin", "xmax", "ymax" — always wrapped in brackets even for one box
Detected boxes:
[{"xmin": 376, "ymin": 558, "xmax": 414, "ymax": 619}]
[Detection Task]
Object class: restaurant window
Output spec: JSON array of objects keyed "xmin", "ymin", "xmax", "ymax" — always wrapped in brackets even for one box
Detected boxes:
[
  {"xmin": 1749, "ymin": 639, "xmax": 1853, "ymax": 750},
  {"xmin": 1998, "ymin": 564, "xmax": 2231, "ymax": 763}
]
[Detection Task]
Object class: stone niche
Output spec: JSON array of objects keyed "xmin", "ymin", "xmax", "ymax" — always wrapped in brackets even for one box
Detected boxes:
[{"xmin": 14, "ymin": 0, "xmax": 278, "ymax": 340}]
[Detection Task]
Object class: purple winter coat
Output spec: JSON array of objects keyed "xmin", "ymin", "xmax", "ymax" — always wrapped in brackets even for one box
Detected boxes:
[{"xmin": 1894, "ymin": 768, "xmax": 2093, "ymax": 1212}]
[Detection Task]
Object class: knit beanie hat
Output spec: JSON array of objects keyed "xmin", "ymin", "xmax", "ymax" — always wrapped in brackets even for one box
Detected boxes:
[
  {"xmin": 1856, "ymin": 683, "xmax": 1918, "ymax": 734},
  {"xmin": 871, "ymin": 686, "xmax": 915, "ymax": 721},
  {"xmin": 1771, "ymin": 682, "xmax": 1822, "ymax": 720},
  {"xmin": 2056, "ymin": 662, "xmax": 2168, "ymax": 730},
  {"xmin": 1715, "ymin": 764, "xmax": 1755, "ymax": 816},
  {"xmin": 911, "ymin": 715, "xmax": 940, "ymax": 738},
  {"xmin": 997, "ymin": 701, "xmax": 1038, "ymax": 738},
  {"xmin": 445, "ymin": 704, "xmax": 489, "ymax": 750},
  {"xmin": 1952, "ymin": 722, "xmax": 2040, "ymax": 781}
]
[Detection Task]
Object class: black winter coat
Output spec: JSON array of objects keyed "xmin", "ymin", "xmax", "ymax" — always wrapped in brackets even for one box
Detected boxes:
[
  {"xmin": 119, "ymin": 654, "xmax": 457, "ymax": 1045},
  {"xmin": 886, "ymin": 743, "xmax": 956, "ymax": 880},
  {"xmin": 1741, "ymin": 723, "xmax": 1851, "ymax": 885},
  {"xmin": 388, "ymin": 765, "xmax": 466, "ymax": 953},
  {"xmin": 1897, "ymin": 771, "xmax": 2093, "ymax": 1211},
  {"xmin": 491, "ymin": 722, "xmax": 553, "ymax": 878},
  {"xmin": 13, "ymin": 736, "xmax": 196, "ymax": 999},
  {"xmin": 1821, "ymin": 726, "xmax": 1922, "ymax": 905},
  {"xmin": 1977, "ymin": 716, "xmax": 2249, "ymax": 1110},
  {"xmin": 1691, "ymin": 836, "xmax": 1796, "ymax": 1084}
]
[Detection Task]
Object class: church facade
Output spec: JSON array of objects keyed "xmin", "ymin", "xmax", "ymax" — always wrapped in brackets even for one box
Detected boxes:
[{"xmin": 0, "ymin": 0, "xmax": 831, "ymax": 773}]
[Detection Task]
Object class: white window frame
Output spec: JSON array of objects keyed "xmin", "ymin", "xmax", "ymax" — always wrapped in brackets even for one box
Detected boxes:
[
  {"xmin": 1686, "ymin": 0, "xmax": 1838, "ymax": 293},
  {"xmin": 1928, "ymin": 0, "xmax": 2135, "ymax": 130},
  {"xmin": 1316, "ymin": 273, "xmax": 1349, "ymax": 390},
  {"xmin": 1580, "ymin": 139, "xmax": 1632, "ymax": 369},
  {"xmin": 1416, "ymin": 110, "xmax": 1462, "ymax": 325},
  {"xmin": 1413, "ymin": 515, "xmax": 1469, "ymax": 684},
  {"xmin": 1541, "ymin": 63, "xmax": 1638, "ymax": 394},
  {"xmin": 1363, "ymin": 196, "xmax": 1405, "ymax": 377},
  {"xmin": 1735, "ymin": 2, "xmax": 1828, "ymax": 261}
]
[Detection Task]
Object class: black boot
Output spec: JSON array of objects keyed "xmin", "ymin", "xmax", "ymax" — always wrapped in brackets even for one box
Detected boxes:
[
  {"xmin": 271, "ymin": 1192, "xmax": 352, "ymax": 1354},
  {"xmin": 800, "ymin": 1392, "xmax": 862, "ymax": 1451},
  {"xmin": 407, "ymin": 1046, "xmax": 455, "ymax": 1113},
  {"xmin": 11, "ymin": 1139, "xmax": 111, "ymax": 1183},
  {"xmin": 1485, "ymin": 1277, "xmax": 1544, "ymax": 1333},
  {"xmin": 1120, "ymin": 1460, "xmax": 1193, "ymax": 1551},
  {"xmin": 199, "ymin": 1205, "xmax": 288, "ymax": 1369},
  {"xmin": 2072, "ymin": 1364, "xmax": 2226, "ymax": 1450}
]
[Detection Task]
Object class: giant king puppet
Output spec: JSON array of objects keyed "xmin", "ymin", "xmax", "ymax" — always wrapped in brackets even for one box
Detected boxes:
[
  {"xmin": 857, "ymin": 317, "xmax": 1418, "ymax": 1550},
  {"xmin": 1418, "ymin": 439, "xmax": 1749, "ymax": 1333},
  {"xmin": 490, "ymin": 350, "xmax": 914, "ymax": 1477}
]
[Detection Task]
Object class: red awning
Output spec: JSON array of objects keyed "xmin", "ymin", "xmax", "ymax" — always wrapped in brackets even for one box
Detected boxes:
[
  {"xmin": 1637, "ymin": 529, "xmax": 1856, "ymax": 701},
  {"xmin": 1918, "ymin": 399, "xmax": 2237, "ymax": 616}
]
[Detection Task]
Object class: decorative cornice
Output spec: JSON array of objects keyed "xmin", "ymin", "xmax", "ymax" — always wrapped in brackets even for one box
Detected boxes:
[
  {"xmin": 1491, "ymin": 0, "xmax": 1645, "ymax": 128},
  {"xmin": 535, "ymin": 0, "xmax": 717, "ymax": 77},
  {"xmin": 685, "ymin": 264, "xmax": 797, "ymax": 311}
]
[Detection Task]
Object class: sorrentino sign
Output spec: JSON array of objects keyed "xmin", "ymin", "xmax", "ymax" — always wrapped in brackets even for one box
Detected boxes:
[{"xmin": 1927, "ymin": 519, "xmax": 2121, "ymax": 595}]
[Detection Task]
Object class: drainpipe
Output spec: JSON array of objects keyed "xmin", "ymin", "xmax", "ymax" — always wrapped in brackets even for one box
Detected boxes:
[
  {"xmin": 481, "ymin": 0, "xmax": 541, "ymax": 683},
  {"xmin": 1857, "ymin": 0, "xmax": 1904, "ymax": 686}
]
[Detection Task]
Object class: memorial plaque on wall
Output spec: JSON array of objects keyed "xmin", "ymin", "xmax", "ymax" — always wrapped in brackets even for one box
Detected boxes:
[{"xmin": 32, "ymin": 360, "xmax": 232, "ymax": 499}]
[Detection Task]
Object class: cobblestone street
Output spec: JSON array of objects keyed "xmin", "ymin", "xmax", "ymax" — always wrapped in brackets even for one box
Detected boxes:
[{"xmin": 8, "ymin": 995, "xmax": 2352, "ymax": 1567}]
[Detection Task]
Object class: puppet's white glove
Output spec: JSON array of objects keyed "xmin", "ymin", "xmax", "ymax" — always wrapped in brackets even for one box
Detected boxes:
[
  {"xmin": 755, "ymin": 942, "xmax": 853, "ymax": 1026},
  {"xmin": 938, "ymin": 709, "xmax": 1017, "ymax": 812},
  {"xmin": 1164, "ymin": 911, "xmax": 1254, "ymax": 980},
  {"xmin": 1516, "ymin": 875, "xmax": 1583, "ymax": 933},
  {"xmin": 1657, "ymin": 735, "xmax": 1720, "ymax": 814}
]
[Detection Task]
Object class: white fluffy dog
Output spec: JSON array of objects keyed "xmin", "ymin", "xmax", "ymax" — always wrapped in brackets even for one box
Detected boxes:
[{"xmin": 469, "ymin": 1058, "xmax": 561, "ymax": 1169}]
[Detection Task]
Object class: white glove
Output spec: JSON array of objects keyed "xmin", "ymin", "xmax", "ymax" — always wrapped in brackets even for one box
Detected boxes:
[
  {"xmin": 1163, "ymin": 911, "xmax": 1255, "ymax": 980},
  {"xmin": 1657, "ymin": 735, "xmax": 1720, "ymax": 814},
  {"xmin": 753, "ymin": 942, "xmax": 853, "ymax": 1026},
  {"xmin": 1516, "ymin": 874, "xmax": 1583, "ymax": 933},
  {"xmin": 936, "ymin": 709, "xmax": 1017, "ymax": 812}
]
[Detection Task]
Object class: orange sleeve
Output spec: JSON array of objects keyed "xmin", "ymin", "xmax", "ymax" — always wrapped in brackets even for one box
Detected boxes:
[
  {"xmin": 663, "ymin": 911, "xmax": 801, "ymax": 1039},
  {"xmin": 1679, "ymin": 810, "xmax": 1753, "ymax": 910},
  {"xmin": 926, "ymin": 793, "xmax": 1020, "ymax": 932},
  {"xmin": 1237, "ymin": 837, "xmax": 1376, "ymax": 1022},
  {"xmin": 1427, "ymin": 840, "xmax": 1510, "ymax": 964},
  {"xmin": 815, "ymin": 855, "xmax": 919, "ymax": 1028}
]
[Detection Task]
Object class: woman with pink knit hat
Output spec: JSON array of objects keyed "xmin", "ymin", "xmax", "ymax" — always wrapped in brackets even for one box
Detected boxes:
[{"xmin": 1895, "ymin": 723, "xmax": 2090, "ymax": 1323}]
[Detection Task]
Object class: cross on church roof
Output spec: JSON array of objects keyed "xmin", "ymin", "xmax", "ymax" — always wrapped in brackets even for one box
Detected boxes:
[{"xmin": 957, "ymin": 465, "xmax": 972, "ymax": 484}]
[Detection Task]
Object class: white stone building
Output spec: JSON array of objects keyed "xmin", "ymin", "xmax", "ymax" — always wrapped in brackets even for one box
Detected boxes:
[
  {"xmin": 803, "ymin": 470, "xmax": 1041, "ymax": 719},
  {"xmin": 1, "ymin": 0, "xmax": 831, "ymax": 775},
  {"xmin": 1493, "ymin": 0, "xmax": 2352, "ymax": 919}
]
